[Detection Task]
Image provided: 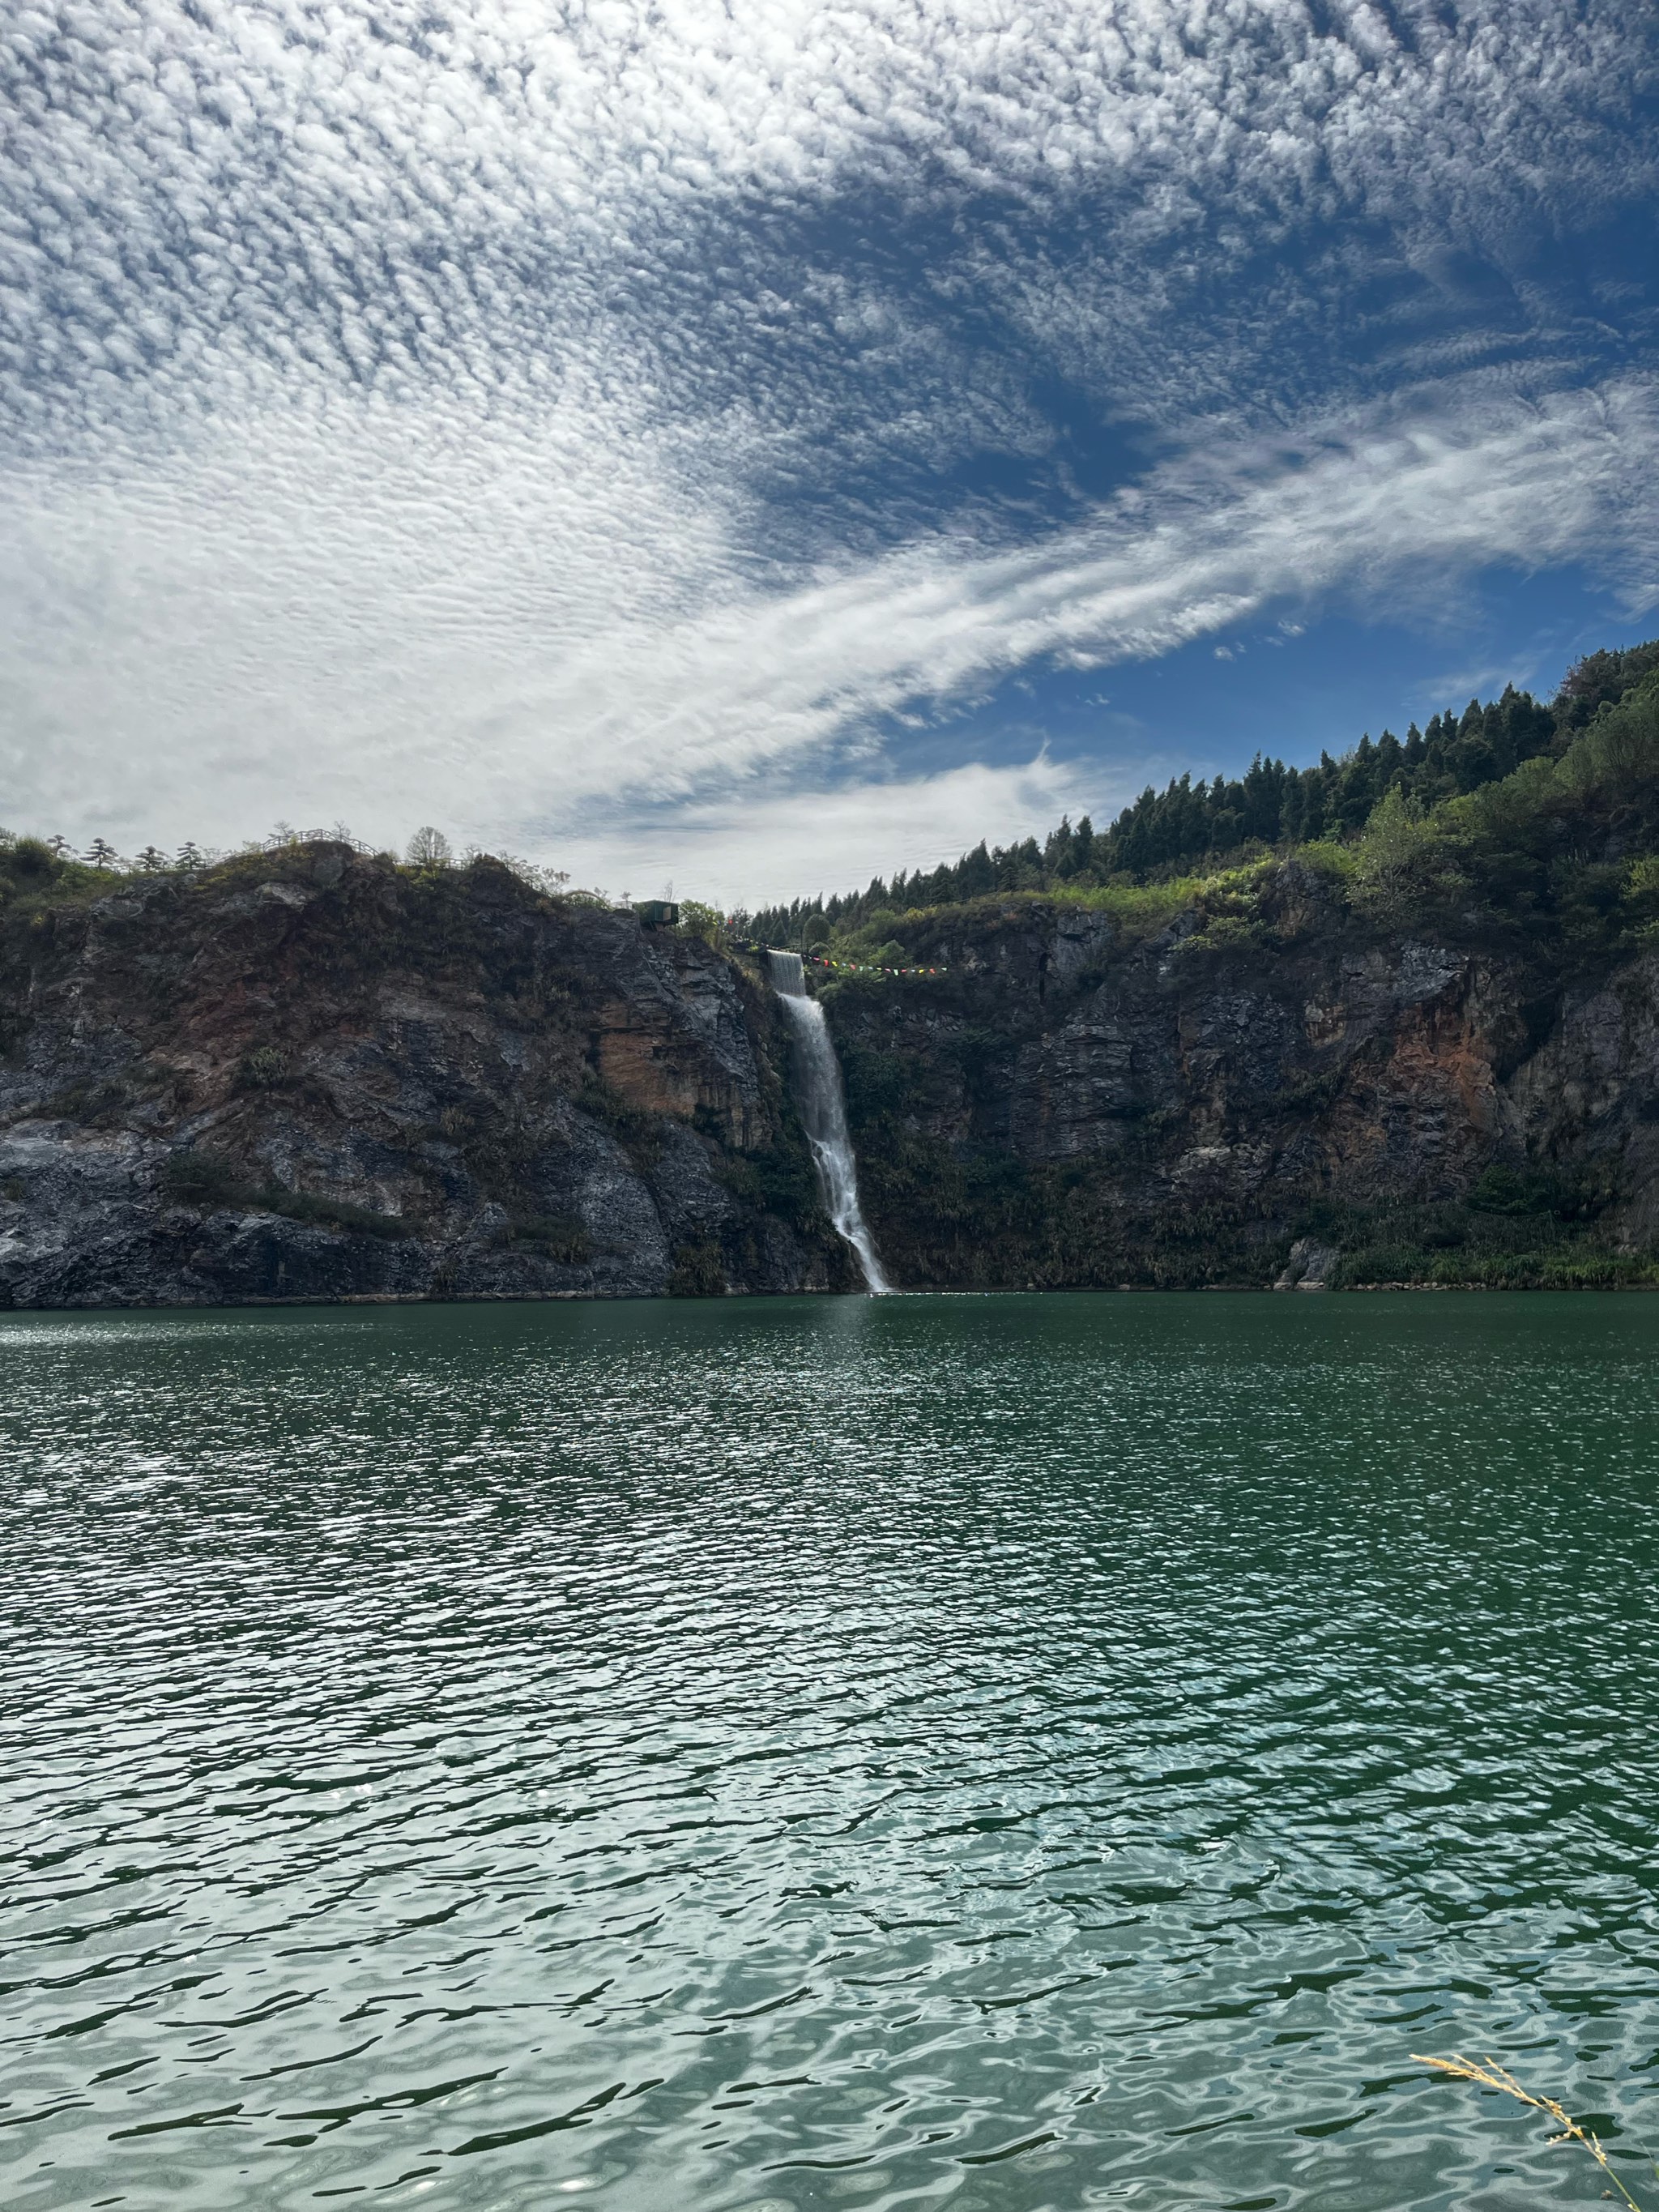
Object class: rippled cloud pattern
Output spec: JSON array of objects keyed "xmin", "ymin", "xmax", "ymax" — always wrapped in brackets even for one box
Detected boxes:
[{"xmin": 2, "ymin": 2, "xmax": 1656, "ymax": 890}]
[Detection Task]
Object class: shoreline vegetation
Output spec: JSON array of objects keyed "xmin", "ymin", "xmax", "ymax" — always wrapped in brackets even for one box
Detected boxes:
[{"xmin": 1417, "ymin": 2055, "xmax": 1653, "ymax": 2210}]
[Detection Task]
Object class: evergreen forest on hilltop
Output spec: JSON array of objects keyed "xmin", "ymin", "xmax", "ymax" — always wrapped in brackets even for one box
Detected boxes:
[
  {"xmin": 5, "ymin": 630, "xmax": 1659, "ymax": 1297},
  {"xmin": 748, "ymin": 636, "xmax": 1659, "ymax": 951},
  {"xmin": 6, "ymin": 634, "xmax": 1659, "ymax": 998},
  {"xmin": 757, "ymin": 632, "xmax": 1659, "ymax": 1295}
]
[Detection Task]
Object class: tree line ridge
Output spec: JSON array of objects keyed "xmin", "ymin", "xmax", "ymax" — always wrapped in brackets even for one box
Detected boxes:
[{"xmin": 748, "ymin": 635, "xmax": 1659, "ymax": 946}]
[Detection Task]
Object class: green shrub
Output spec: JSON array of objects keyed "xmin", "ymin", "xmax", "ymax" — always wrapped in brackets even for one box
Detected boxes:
[
  {"xmin": 667, "ymin": 1239, "xmax": 726, "ymax": 1296},
  {"xmin": 2, "ymin": 837, "xmax": 59, "ymax": 885},
  {"xmin": 577, "ymin": 1078, "xmax": 663, "ymax": 1166},
  {"xmin": 1468, "ymin": 1164, "xmax": 1546, "ymax": 1215},
  {"xmin": 160, "ymin": 1150, "xmax": 242, "ymax": 1205},
  {"xmin": 717, "ymin": 1141, "xmax": 820, "ymax": 1227},
  {"xmin": 161, "ymin": 1150, "xmax": 413, "ymax": 1238},
  {"xmin": 237, "ymin": 1045, "xmax": 289, "ymax": 1089},
  {"xmin": 491, "ymin": 1212, "xmax": 591, "ymax": 1264},
  {"xmin": 1468, "ymin": 1165, "xmax": 1613, "ymax": 1220},
  {"xmin": 675, "ymin": 899, "xmax": 726, "ymax": 947},
  {"xmin": 265, "ymin": 1188, "xmax": 412, "ymax": 1239}
]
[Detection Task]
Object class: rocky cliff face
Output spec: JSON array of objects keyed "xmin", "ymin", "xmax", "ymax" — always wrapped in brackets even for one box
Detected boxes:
[
  {"xmin": 825, "ymin": 863, "xmax": 1659, "ymax": 1288},
  {"xmin": 7, "ymin": 847, "xmax": 1659, "ymax": 1307},
  {"xmin": 0, "ymin": 848, "xmax": 854, "ymax": 1308}
]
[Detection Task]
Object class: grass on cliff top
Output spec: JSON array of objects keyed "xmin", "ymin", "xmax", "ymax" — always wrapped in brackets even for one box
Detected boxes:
[
  {"xmin": 0, "ymin": 834, "xmax": 743, "ymax": 967},
  {"xmin": 812, "ymin": 669, "xmax": 1659, "ymax": 980},
  {"xmin": 0, "ymin": 832, "xmax": 571, "ymax": 911},
  {"xmin": 817, "ymin": 873, "xmax": 1214, "ymax": 969},
  {"xmin": 813, "ymin": 850, "xmax": 1351, "ymax": 976}
]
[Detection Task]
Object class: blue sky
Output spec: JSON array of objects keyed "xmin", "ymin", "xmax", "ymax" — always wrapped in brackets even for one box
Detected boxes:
[{"xmin": 1, "ymin": 2, "xmax": 1656, "ymax": 903}]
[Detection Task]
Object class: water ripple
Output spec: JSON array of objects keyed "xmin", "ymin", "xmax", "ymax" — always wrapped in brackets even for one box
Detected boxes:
[{"xmin": 2, "ymin": 1292, "xmax": 1657, "ymax": 2209}]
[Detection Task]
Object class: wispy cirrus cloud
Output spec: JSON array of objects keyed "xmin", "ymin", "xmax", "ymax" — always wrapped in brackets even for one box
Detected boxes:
[
  {"xmin": 2, "ymin": 1, "xmax": 1656, "ymax": 885},
  {"xmin": 561, "ymin": 754, "xmax": 1120, "ymax": 910},
  {"xmin": 3, "ymin": 372, "xmax": 1653, "ymax": 880}
]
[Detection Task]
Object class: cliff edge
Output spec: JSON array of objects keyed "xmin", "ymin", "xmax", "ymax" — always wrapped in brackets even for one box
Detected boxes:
[
  {"xmin": 825, "ymin": 859, "xmax": 1659, "ymax": 1290},
  {"xmin": 12, "ymin": 691, "xmax": 1659, "ymax": 1308},
  {"xmin": 0, "ymin": 846, "xmax": 855, "ymax": 1308}
]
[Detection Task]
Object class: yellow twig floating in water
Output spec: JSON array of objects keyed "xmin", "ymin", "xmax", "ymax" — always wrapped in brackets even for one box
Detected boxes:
[{"xmin": 1414, "ymin": 2052, "xmax": 1647, "ymax": 2210}]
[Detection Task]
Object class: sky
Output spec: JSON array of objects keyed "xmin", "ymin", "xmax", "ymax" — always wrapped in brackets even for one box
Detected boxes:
[{"xmin": 2, "ymin": 2, "xmax": 1657, "ymax": 906}]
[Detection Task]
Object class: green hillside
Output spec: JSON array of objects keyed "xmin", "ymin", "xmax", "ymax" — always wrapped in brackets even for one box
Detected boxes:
[{"xmin": 751, "ymin": 638, "xmax": 1659, "ymax": 968}]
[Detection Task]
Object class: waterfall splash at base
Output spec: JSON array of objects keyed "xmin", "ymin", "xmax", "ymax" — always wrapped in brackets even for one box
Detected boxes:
[{"xmin": 765, "ymin": 951, "xmax": 893, "ymax": 1293}]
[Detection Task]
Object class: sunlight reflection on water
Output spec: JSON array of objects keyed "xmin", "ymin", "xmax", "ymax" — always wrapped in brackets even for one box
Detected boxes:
[{"xmin": 2, "ymin": 1292, "xmax": 1657, "ymax": 2211}]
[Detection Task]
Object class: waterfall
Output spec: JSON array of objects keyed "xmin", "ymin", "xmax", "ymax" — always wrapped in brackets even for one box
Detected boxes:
[{"xmin": 765, "ymin": 951, "xmax": 893, "ymax": 1293}]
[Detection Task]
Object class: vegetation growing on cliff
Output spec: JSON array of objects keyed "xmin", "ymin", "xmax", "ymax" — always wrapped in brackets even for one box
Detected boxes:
[
  {"xmin": 0, "ymin": 826, "xmax": 580, "ymax": 913},
  {"xmin": 750, "ymin": 636, "xmax": 1659, "ymax": 951},
  {"xmin": 791, "ymin": 647, "xmax": 1659, "ymax": 1293},
  {"xmin": 7, "ymin": 638, "xmax": 1659, "ymax": 1300},
  {"xmin": 833, "ymin": 1015, "xmax": 1659, "ymax": 1295},
  {"xmin": 756, "ymin": 653, "xmax": 1659, "ymax": 1014}
]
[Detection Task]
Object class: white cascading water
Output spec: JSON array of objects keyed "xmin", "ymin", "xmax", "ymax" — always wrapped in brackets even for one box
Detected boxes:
[{"xmin": 766, "ymin": 950, "xmax": 893, "ymax": 1293}]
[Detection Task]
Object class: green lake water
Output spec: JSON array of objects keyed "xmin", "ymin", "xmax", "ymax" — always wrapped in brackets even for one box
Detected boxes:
[{"xmin": 2, "ymin": 1292, "xmax": 1657, "ymax": 2211}]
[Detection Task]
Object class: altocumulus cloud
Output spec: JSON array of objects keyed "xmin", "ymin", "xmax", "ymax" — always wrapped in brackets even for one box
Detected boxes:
[{"xmin": 1, "ymin": 0, "xmax": 1655, "ymax": 898}]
